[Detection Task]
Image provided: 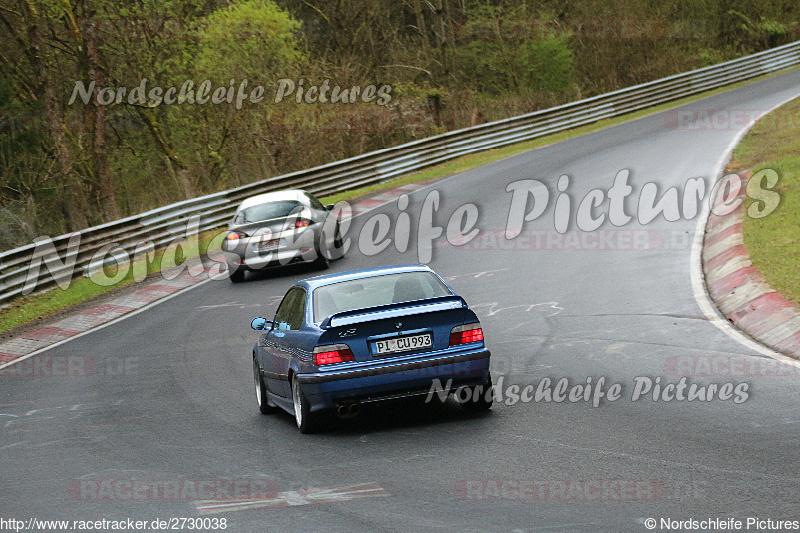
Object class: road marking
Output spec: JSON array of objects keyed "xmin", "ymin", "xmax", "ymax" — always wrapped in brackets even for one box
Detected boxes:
[
  {"xmin": 194, "ymin": 482, "xmax": 389, "ymax": 514},
  {"xmin": 440, "ymin": 268, "xmax": 509, "ymax": 282},
  {"xmin": 689, "ymin": 93, "xmax": 800, "ymax": 369},
  {"xmin": 0, "ymin": 441, "xmax": 28, "ymax": 450},
  {"xmin": 196, "ymin": 301, "xmax": 262, "ymax": 310},
  {"xmin": 472, "ymin": 301, "xmax": 563, "ymax": 318}
]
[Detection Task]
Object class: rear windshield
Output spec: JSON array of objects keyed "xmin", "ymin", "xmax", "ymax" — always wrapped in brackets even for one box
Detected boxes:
[
  {"xmin": 234, "ymin": 200, "xmax": 302, "ymax": 224},
  {"xmin": 313, "ymin": 271, "xmax": 452, "ymax": 322}
]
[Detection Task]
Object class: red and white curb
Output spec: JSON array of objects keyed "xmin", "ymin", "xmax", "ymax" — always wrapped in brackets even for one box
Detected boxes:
[
  {"xmin": 0, "ymin": 178, "xmax": 440, "ymax": 370},
  {"xmin": 703, "ymin": 172, "xmax": 800, "ymax": 357},
  {"xmin": 0, "ymin": 270, "xmax": 208, "ymax": 368}
]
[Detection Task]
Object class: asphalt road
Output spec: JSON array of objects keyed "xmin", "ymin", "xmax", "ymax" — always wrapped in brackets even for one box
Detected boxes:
[{"xmin": 3, "ymin": 71, "xmax": 800, "ymax": 533}]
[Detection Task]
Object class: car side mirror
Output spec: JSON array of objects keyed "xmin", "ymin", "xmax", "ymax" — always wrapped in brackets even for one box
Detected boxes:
[
  {"xmin": 325, "ymin": 204, "xmax": 334, "ymax": 211},
  {"xmin": 251, "ymin": 317, "xmax": 274, "ymax": 331}
]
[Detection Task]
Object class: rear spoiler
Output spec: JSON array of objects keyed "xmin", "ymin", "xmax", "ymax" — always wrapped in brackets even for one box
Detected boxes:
[{"xmin": 319, "ymin": 296, "xmax": 467, "ymax": 329}]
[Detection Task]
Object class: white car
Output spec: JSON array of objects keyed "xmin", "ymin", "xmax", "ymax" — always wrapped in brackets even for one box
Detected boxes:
[{"xmin": 221, "ymin": 190, "xmax": 344, "ymax": 282}]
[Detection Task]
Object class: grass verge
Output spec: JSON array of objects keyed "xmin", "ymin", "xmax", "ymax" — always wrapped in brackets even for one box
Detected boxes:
[
  {"xmin": 1, "ymin": 66, "xmax": 797, "ymax": 334},
  {"xmin": 728, "ymin": 95, "xmax": 800, "ymax": 307}
]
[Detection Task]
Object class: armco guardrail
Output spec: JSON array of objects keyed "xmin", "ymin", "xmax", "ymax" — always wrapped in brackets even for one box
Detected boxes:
[{"xmin": 2, "ymin": 41, "xmax": 800, "ymax": 305}]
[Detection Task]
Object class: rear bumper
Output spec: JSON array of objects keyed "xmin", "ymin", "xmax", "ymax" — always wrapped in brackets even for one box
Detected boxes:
[
  {"xmin": 223, "ymin": 247, "xmax": 317, "ymax": 271},
  {"xmin": 296, "ymin": 347, "xmax": 491, "ymax": 411},
  {"xmin": 223, "ymin": 228, "xmax": 320, "ymax": 270}
]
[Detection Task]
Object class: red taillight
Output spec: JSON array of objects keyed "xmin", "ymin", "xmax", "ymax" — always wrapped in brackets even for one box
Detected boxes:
[
  {"xmin": 313, "ymin": 344, "xmax": 355, "ymax": 365},
  {"xmin": 227, "ymin": 231, "xmax": 246, "ymax": 240},
  {"xmin": 449, "ymin": 323, "xmax": 484, "ymax": 346},
  {"xmin": 294, "ymin": 219, "xmax": 312, "ymax": 228}
]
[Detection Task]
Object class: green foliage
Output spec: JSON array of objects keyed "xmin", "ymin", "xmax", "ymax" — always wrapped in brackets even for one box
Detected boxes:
[
  {"xmin": 520, "ymin": 39, "xmax": 574, "ymax": 93},
  {"xmin": 455, "ymin": 35, "xmax": 573, "ymax": 94},
  {"xmin": 449, "ymin": 3, "xmax": 574, "ymax": 95},
  {"xmin": 728, "ymin": 10, "xmax": 792, "ymax": 48},
  {"xmin": 193, "ymin": 0, "xmax": 305, "ymax": 81},
  {"xmin": 698, "ymin": 49, "xmax": 726, "ymax": 68}
]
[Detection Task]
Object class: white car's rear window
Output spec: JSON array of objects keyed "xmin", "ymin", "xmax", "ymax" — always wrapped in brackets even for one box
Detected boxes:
[{"xmin": 234, "ymin": 200, "xmax": 302, "ymax": 224}]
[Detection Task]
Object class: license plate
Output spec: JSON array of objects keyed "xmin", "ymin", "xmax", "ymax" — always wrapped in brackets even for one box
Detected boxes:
[
  {"xmin": 256, "ymin": 238, "xmax": 281, "ymax": 252},
  {"xmin": 373, "ymin": 333, "xmax": 432, "ymax": 355}
]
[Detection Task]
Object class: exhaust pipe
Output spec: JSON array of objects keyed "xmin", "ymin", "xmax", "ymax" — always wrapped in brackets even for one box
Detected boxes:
[{"xmin": 336, "ymin": 402, "xmax": 360, "ymax": 418}]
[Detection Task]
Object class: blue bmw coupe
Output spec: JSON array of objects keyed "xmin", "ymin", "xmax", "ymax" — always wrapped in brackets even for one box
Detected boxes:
[{"xmin": 250, "ymin": 264, "xmax": 492, "ymax": 433}]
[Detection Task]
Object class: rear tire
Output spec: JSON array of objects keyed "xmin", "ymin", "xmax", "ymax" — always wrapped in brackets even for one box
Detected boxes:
[
  {"xmin": 333, "ymin": 222, "xmax": 344, "ymax": 259},
  {"xmin": 320, "ymin": 220, "xmax": 344, "ymax": 262},
  {"xmin": 254, "ymin": 359, "xmax": 279, "ymax": 415},
  {"xmin": 230, "ymin": 267, "xmax": 246, "ymax": 283},
  {"xmin": 314, "ymin": 243, "xmax": 330, "ymax": 270},
  {"xmin": 460, "ymin": 373, "xmax": 493, "ymax": 412},
  {"xmin": 292, "ymin": 377, "xmax": 319, "ymax": 434}
]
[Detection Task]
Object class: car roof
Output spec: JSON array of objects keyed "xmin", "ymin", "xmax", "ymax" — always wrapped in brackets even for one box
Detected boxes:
[
  {"xmin": 236, "ymin": 189, "xmax": 309, "ymax": 211},
  {"xmin": 298, "ymin": 264, "xmax": 438, "ymax": 292}
]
